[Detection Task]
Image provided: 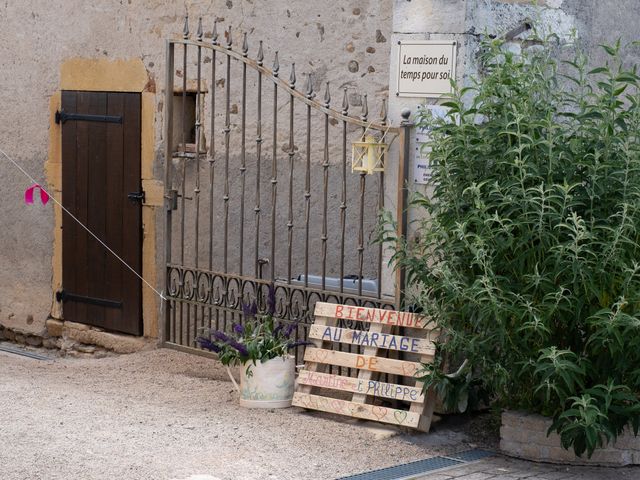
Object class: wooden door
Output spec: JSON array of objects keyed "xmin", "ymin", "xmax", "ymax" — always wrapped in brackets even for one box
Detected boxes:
[{"xmin": 60, "ymin": 91, "xmax": 142, "ymax": 336}]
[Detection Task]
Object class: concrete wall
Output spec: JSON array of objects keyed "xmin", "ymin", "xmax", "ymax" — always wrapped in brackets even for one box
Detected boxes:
[
  {"xmin": 387, "ymin": 0, "xmax": 640, "ymax": 129},
  {"xmin": 502, "ymin": 410, "xmax": 640, "ymax": 466}
]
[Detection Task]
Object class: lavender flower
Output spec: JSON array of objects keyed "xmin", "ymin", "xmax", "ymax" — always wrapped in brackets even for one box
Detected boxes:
[
  {"xmin": 284, "ymin": 322, "xmax": 296, "ymax": 338},
  {"xmin": 242, "ymin": 301, "xmax": 258, "ymax": 319},
  {"xmin": 228, "ymin": 339, "xmax": 249, "ymax": 356},
  {"xmin": 196, "ymin": 336, "xmax": 221, "ymax": 353},
  {"xmin": 273, "ymin": 323, "xmax": 283, "ymax": 336},
  {"xmin": 212, "ymin": 330, "xmax": 231, "ymax": 343},
  {"xmin": 211, "ymin": 330, "xmax": 249, "ymax": 356},
  {"xmin": 233, "ymin": 323, "xmax": 244, "ymax": 335}
]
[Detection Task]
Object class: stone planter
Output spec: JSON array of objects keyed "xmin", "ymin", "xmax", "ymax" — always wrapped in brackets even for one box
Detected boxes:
[{"xmin": 501, "ymin": 410, "xmax": 640, "ymax": 466}]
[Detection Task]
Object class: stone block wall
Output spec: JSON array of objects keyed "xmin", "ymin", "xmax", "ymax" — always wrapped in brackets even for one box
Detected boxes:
[
  {"xmin": 501, "ymin": 410, "xmax": 640, "ymax": 466},
  {"xmin": 0, "ymin": 318, "xmax": 150, "ymax": 356}
]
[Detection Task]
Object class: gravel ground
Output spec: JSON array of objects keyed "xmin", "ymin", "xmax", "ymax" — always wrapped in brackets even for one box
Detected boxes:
[{"xmin": 0, "ymin": 345, "xmax": 484, "ymax": 480}]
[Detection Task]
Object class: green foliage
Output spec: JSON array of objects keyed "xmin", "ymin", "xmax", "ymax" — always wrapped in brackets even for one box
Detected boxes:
[{"xmin": 382, "ymin": 39, "xmax": 640, "ymax": 457}]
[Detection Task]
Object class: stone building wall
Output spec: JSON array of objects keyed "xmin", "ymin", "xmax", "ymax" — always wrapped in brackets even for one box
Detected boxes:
[
  {"xmin": 0, "ymin": 0, "xmax": 393, "ymax": 338},
  {"xmin": 383, "ymin": 0, "xmax": 640, "ymax": 294}
]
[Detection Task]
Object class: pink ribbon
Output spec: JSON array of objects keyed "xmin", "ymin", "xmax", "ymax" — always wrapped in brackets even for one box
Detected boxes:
[{"xmin": 24, "ymin": 184, "xmax": 50, "ymax": 206}]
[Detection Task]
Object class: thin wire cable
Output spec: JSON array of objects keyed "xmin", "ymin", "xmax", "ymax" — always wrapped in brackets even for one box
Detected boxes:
[{"xmin": 0, "ymin": 146, "xmax": 166, "ymax": 302}]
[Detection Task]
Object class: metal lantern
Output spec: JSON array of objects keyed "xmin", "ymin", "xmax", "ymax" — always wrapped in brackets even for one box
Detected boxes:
[{"xmin": 351, "ymin": 133, "xmax": 388, "ymax": 175}]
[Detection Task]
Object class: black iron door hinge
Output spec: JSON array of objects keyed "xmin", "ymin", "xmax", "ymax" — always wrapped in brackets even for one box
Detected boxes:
[
  {"xmin": 56, "ymin": 290, "xmax": 123, "ymax": 309},
  {"xmin": 55, "ymin": 109, "xmax": 123, "ymax": 125}
]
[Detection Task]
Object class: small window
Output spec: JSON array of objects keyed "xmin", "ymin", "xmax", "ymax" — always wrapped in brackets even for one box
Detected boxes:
[{"xmin": 172, "ymin": 90, "xmax": 207, "ymax": 154}]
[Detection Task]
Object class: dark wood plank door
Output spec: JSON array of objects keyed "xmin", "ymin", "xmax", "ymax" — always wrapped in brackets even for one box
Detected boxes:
[{"xmin": 61, "ymin": 91, "xmax": 142, "ymax": 336}]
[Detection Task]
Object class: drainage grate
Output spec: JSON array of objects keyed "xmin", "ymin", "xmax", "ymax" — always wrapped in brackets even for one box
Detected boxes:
[
  {"xmin": 336, "ymin": 449, "xmax": 494, "ymax": 480},
  {"xmin": 0, "ymin": 343, "xmax": 52, "ymax": 361}
]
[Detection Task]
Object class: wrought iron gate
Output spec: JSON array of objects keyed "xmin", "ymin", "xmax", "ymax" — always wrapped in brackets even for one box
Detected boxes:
[{"xmin": 162, "ymin": 16, "xmax": 410, "ymax": 368}]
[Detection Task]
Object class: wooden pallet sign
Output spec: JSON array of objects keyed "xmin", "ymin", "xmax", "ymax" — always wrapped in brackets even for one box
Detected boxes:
[{"xmin": 293, "ymin": 302, "xmax": 439, "ymax": 432}]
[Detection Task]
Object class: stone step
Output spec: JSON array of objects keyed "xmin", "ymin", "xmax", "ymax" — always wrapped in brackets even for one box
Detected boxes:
[{"xmin": 0, "ymin": 318, "xmax": 153, "ymax": 356}]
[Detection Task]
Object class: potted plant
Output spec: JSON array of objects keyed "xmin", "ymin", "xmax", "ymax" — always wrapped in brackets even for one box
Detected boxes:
[{"xmin": 196, "ymin": 287, "xmax": 307, "ymax": 408}]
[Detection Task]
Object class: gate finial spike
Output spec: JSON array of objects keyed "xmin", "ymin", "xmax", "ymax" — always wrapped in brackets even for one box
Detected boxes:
[
  {"xmin": 226, "ymin": 26, "xmax": 233, "ymax": 49},
  {"xmin": 183, "ymin": 13, "xmax": 190, "ymax": 39},
  {"xmin": 323, "ymin": 82, "xmax": 331, "ymax": 108},
  {"xmin": 212, "ymin": 19, "xmax": 218, "ymax": 45},
  {"xmin": 273, "ymin": 51, "xmax": 280, "ymax": 77},
  {"xmin": 361, "ymin": 93, "xmax": 368, "ymax": 121},
  {"xmin": 341, "ymin": 87, "xmax": 349, "ymax": 115},
  {"xmin": 305, "ymin": 73, "xmax": 314, "ymax": 99},
  {"xmin": 380, "ymin": 98, "xmax": 388, "ymax": 125},
  {"xmin": 257, "ymin": 40, "xmax": 264, "ymax": 66},
  {"xmin": 242, "ymin": 32, "xmax": 249, "ymax": 56},
  {"xmin": 197, "ymin": 17, "xmax": 203, "ymax": 41},
  {"xmin": 289, "ymin": 63, "xmax": 296, "ymax": 88}
]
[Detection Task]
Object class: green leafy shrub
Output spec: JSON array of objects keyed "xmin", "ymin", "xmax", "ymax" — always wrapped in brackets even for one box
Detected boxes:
[{"xmin": 382, "ymin": 39, "xmax": 640, "ymax": 457}]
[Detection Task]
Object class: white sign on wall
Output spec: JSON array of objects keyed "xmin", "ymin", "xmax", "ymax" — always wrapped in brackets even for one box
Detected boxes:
[
  {"xmin": 396, "ymin": 41, "xmax": 457, "ymax": 98},
  {"xmin": 413, "ymin": 146, "xmax": 432, "ymax": 185},
  {"xmin": 413, "ymin": 105, "xmax": 450, "ymax": 185}
]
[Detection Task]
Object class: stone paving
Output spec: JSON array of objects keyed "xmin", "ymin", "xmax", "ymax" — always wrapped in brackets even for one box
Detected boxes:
[{"xmin": 416, "ymin": 455, "xmax": 639, "ymax": 480}]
